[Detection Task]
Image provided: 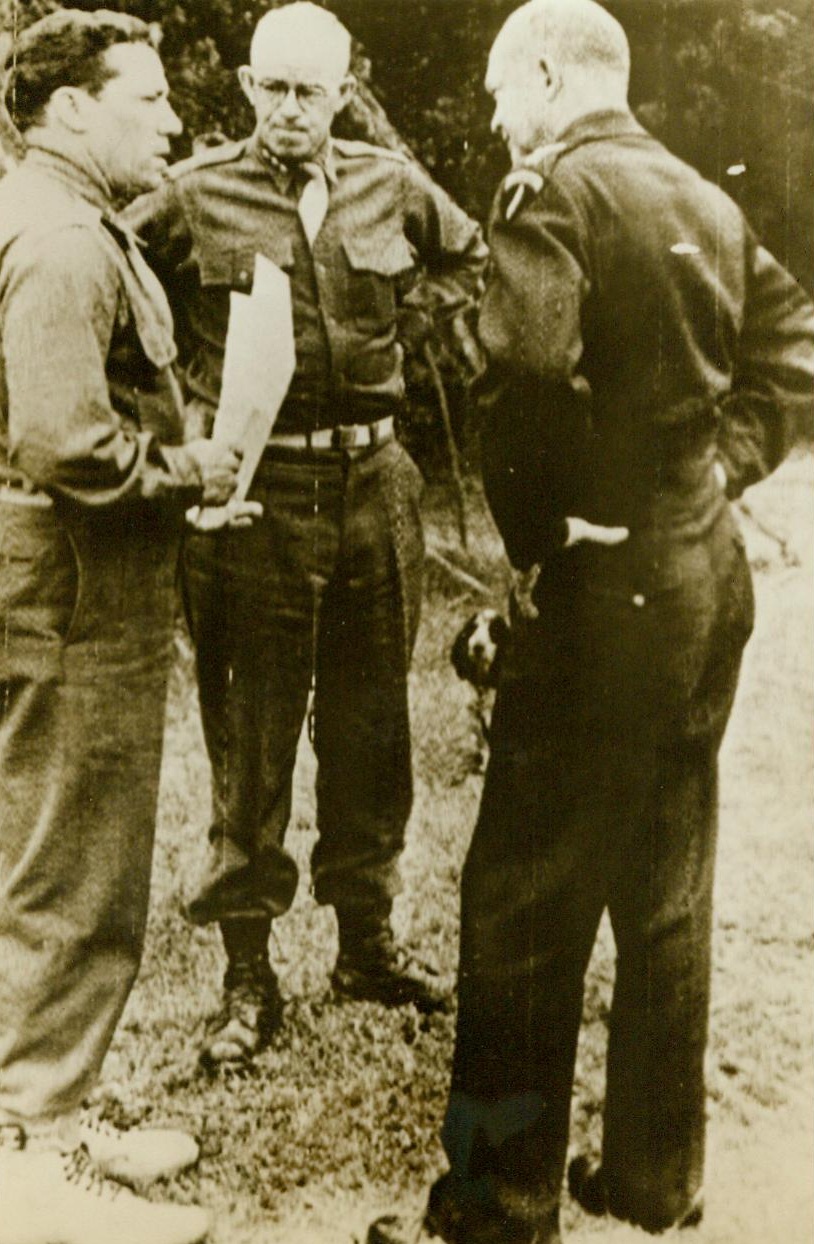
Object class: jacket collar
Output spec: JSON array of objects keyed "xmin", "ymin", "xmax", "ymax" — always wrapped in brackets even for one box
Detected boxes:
[
  {"xmin": 500, "ymin": 109, "xmax": 647, "ymax": 220},
  {"xmin": 248, "ymin": 132, "xmax": 338, "ymax": 194},
  {"xmin": 22, "ymin": 140, "xmax": 176, "ymax": 371},
  {"xmin": 555, "ymin": 108, "xmax": 646, "ymax": 150},
  {"xmin": 24, "ymin": 139, "xmax": 114, "ymax": 216}
]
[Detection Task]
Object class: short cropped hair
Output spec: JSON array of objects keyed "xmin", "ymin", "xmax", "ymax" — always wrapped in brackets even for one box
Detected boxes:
[
  {"xmin": 3, "ymin": 8, "xmax": 156, "ymax": 133},
  {"xmin": 250, "ymin": 2, "xmax": 352, "ymax": 76},
  {"xmin": 511, "ymin": 0, "xmax": 630, "ymax": 85}
]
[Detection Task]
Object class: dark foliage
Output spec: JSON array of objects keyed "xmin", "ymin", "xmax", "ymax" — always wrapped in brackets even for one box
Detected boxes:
[
  {"xmin": 2, "ymin": 1, "xmax": 812, "ymax": 451},
  {"xmin": 3, "ymin": 0, "xmax": 811, "ymax": 285}
]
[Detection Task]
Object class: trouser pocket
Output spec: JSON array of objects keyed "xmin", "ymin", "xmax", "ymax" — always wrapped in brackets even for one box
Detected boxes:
[
  {"xmin": 0, "ymin": 501, "xmax": 78, "ymax": 679},
  {"xmin": 59, "ymin": 506, "xmax": 180, "ymax": 652}
]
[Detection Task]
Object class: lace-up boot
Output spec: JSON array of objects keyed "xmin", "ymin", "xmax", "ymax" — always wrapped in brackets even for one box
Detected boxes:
[
  {"xmin": 199, "ymin": 923, "xmax": 284, "ymax": 1068},
  {"xmin": 332, "ymin": 918, "xmax": 450, "ymax": 1014}
]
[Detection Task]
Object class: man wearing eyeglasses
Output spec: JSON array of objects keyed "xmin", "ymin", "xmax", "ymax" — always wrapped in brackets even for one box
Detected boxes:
[{"xmin": 127, "ymin": 1, "xmax": 487, "ymax": 1069}]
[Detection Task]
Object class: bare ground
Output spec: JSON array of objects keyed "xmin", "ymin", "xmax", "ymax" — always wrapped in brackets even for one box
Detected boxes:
[{"xmin": 100, "ymin": 452, "xmax": 814, "ymax": 1244}]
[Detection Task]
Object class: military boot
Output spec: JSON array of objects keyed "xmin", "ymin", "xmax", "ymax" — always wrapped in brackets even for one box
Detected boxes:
[
  {"xmin": 331, "ymin": 916, "xmax": 450, "ymax": 1014},
  {"xmin": 199, "ymin": 920, "xmax": 283, "ymax": 1069}
]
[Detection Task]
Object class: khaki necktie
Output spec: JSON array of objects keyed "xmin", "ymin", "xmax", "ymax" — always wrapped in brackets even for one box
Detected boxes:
[{"xmin": 297, "ymin": 161, "xmax": 329, "ymax": 247}]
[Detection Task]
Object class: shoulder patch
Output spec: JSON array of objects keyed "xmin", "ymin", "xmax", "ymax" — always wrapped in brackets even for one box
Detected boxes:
[
  {"xmin": 332, "ymin": 137, "xmax": 409, "ymax": 165},
  {"xmin": 501, "ymin": 141, "xmax": 568, "ymax": 220},
  {"xmin": 167, "ymin": 138, "xmax": 249, "ymax": 181}
]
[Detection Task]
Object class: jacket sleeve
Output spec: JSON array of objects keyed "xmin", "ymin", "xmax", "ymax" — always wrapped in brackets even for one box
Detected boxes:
[
  {"xmin": 123, "ymin": 177, "xmax": 193, "ymax": 279},
  {"xmin": 476, "ymin": 179, "xmax": 592, "ymax": 570},
  {"xmin": 1, "ymin": 225, "xmax": 202, "ymax": 507},
  {"xmin": 399, "ymin": 161, "xmax": 488, "ymax": 321},
  {"xmin": 718, "ymin": 233, "xmax": 814, "ymax": 498}
]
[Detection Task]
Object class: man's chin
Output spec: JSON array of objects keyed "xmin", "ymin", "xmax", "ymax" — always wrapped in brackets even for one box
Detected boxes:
[
  {"xmin": 263, "ymin": 131, "xmax": 313, "ymax": 162},
  {"xmin": 114, "ymin": 168, "xmax": 166, "ymax": 201},
  {"xmin": 507, "ymin": 140, "xmax": 534, "ymax": 168}
]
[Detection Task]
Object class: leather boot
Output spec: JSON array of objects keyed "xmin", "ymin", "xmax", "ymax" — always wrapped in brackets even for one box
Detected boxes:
[
  {"xmin": 332, "ymin": 916, "xmax": 450, "ymax": 1014},
  {"xmin": 199, "ymin": 920, "xmax": 283, "ymax": 1068}
]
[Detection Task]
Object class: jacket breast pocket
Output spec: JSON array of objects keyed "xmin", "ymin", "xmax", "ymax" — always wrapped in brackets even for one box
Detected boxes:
[
  {"xmin": 342, "ymin": 234, "xmax": 414, "ymax": 329},
  {"xmin": 198, "ymin": 238, "xmax": 295, "ymax": 291}
]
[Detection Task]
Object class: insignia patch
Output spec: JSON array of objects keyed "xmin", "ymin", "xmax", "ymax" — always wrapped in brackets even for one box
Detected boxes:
[{"xmin": 501, "ymin": 141, "xmax": 568, "ymax": 220}]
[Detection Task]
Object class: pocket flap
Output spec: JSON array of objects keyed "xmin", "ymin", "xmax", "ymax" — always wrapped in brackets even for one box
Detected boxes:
[
  {"xmin": 343, "ymin": 234, "xmax": 414, "ymax": 276},
  {"xmin": 199, "ymin": 241, "xmax": 295, "ymax": 288}
]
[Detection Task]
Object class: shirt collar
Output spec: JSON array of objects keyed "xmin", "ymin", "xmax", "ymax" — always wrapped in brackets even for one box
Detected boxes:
[{"xmin": 249, "ymin": 132, "xmax": 338, "ymax": 192}]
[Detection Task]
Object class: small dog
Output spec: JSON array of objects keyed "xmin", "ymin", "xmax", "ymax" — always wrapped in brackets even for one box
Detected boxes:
[
  {"xmin": 450, "ymin": 610, "xmax": 510, "ymax": 776},
  {"xmin": 450, "ymin": 609, "xmax": 510, "ymax": 690}
]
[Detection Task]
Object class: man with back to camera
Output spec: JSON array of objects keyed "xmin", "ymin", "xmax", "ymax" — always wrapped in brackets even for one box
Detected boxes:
[
  {"xmin": 127, "ymin": 1, "xmax": 488, "ymax": 1068},
  {"xmin": 370, "ymin": 2, "xmax": 814, "ymax": 1242},
  {"xmin": 0, "ymin": 10, "xmax": 249, "ymax": 1243}
]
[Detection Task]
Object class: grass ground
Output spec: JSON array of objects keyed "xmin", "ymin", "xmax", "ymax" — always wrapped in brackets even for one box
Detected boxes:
[{"xmin": 102, "ymin": 452, "xmax": 814, "ymax": 1244}]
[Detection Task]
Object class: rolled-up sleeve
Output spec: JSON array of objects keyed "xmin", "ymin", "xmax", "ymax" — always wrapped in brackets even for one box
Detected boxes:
[
  {"xmin": 401, "ymin": 163, "xmax": 488, "ymax": 315},
  {"xmin": 1, "ymin": 223, "xmax": 202, "ymax": 507}
]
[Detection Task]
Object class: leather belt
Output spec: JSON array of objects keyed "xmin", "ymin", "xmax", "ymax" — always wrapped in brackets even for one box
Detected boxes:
[{"xmin": 266, "ymin": 414, "xmax": 395, "ymax": 454}]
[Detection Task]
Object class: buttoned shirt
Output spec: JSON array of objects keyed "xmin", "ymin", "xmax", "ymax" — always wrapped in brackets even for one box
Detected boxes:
[
  {"xmin": 477, "ymin": 110, "xmax": 814, "ymax": 570},
  {"xmin": 0, "ymin": 144, "xmax": 203, "ymax": 507},
  {"xmin": 126, "ymin": 135, "xmax": 487, "ymax": 433}
]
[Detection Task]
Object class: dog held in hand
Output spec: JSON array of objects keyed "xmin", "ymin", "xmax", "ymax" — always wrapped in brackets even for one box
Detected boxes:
[{"xmin": 451, "ymin": 609, "xmax": 510, "ymax": 690}]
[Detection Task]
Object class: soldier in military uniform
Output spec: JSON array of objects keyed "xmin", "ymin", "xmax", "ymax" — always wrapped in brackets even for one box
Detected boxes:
[
  {"xmin": 370, "ymin": 3, "xmax": 814, "ymax": 1243},
  {"xmin": 0, "ymin": 11, "xmax": 249, "ymax": 1244},
  {"xmin": 128, "ymin": 1, "xmax": 487, "ymax": 1067}
]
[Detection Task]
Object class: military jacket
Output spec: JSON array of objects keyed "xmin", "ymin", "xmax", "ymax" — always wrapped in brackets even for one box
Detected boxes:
[
  {"xmin": 478, "ymin": 110, "xmax": 814, "ymax": 571},
  {"xmin": 0, "ymin": 145, "xmax": 202, "ymax": 507},
  {"xmin": 127, "ymin": 135, "xmax": 487, "ymax": 432}
]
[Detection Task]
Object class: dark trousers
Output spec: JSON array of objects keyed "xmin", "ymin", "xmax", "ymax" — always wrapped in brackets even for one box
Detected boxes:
[
  {"xmin": 437, "ymin": 508, "xmax": 755, "ymax": 1241},
  {"xmin": 183, "ymin": 438, "xmax": 425, "ymax": 940},
  {"xmin": 0, "ymin": 500, "xmax": 179, "ymax": 1123}
]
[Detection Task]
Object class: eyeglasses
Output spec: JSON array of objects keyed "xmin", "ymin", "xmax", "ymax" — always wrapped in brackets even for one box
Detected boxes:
[{"xmin": 254, "ymin": 79, "xmax": 330, "ymax": 108}]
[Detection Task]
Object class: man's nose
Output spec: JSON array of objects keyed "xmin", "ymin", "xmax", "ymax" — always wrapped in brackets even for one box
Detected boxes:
[
  {"xmin": 278, "ymin": 87, "xmax": 304, "ymax": 118},
  {"xmin": 160, "ymin": 100, "xmax": 183, "ymax": 137}
]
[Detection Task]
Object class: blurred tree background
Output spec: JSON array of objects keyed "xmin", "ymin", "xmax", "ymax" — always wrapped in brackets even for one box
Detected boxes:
[
  {"xmin": 2, "ymin": 0, "xmax": 812, "ymax": 459},
  {"xmin": 2, "ymin": 0, "xmax": 811, "ymax": 288}
]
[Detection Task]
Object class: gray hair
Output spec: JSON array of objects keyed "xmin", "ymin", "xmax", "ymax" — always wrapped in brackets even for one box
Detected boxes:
[
  {"xmin": 507, "ymin": 0, "xmax": 630, "ymax": 85},
  {"xmin": 250, "ymin": 3, "xmax": 352, "ymax": 75}
]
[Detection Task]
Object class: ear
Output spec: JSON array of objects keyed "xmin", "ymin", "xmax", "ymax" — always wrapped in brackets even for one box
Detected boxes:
[
  {"xmin": 337, "ymin": 74, "xmax": 356, "ymax": 110},
  {"xmin": 47, "ymin": 85, "xmax": 95, "ymax": 134},
  {"xmin": 538, "ymin": 54, "xmax": 562, "ymax": 98},
  {"xmin": 237, "ymin": 65, "xmax": 256, "ymax": 106}
]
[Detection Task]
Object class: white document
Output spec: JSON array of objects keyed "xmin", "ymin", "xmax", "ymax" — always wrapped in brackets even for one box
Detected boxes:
[{"xmin": 189, "ymin": 253, "xmax": 296, "ymax": 527}]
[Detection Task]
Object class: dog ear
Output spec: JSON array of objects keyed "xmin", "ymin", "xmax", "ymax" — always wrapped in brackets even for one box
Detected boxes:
[
  {"xmin": 450, "ymin": 615, "xmax": 477, "ymax": 680},
  {"xmin": 490, "ymin": 615, "xmax": 511, "ymax": 645}
]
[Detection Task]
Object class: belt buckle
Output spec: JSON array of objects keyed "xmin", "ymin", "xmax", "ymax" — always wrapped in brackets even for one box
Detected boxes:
[{"xmin": 332, "ymin": 424, "xmax": 364, "ymax": 451}]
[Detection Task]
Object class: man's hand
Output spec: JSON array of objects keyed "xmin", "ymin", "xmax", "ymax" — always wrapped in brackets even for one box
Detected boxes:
[
  {"xmin": 186, "ymin": 499, "xmax": 264, "ymax": 532},
  {"xmin": 512, "ymin": 565, "xmax": 541, "ymax": 620},
  {"xmin": 564, "ymin": 517, "xmax": 629, "ymax": 548},
  {"xmin": 185, "ymin": 438, "xmax": 243, "ymax": 506}
]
